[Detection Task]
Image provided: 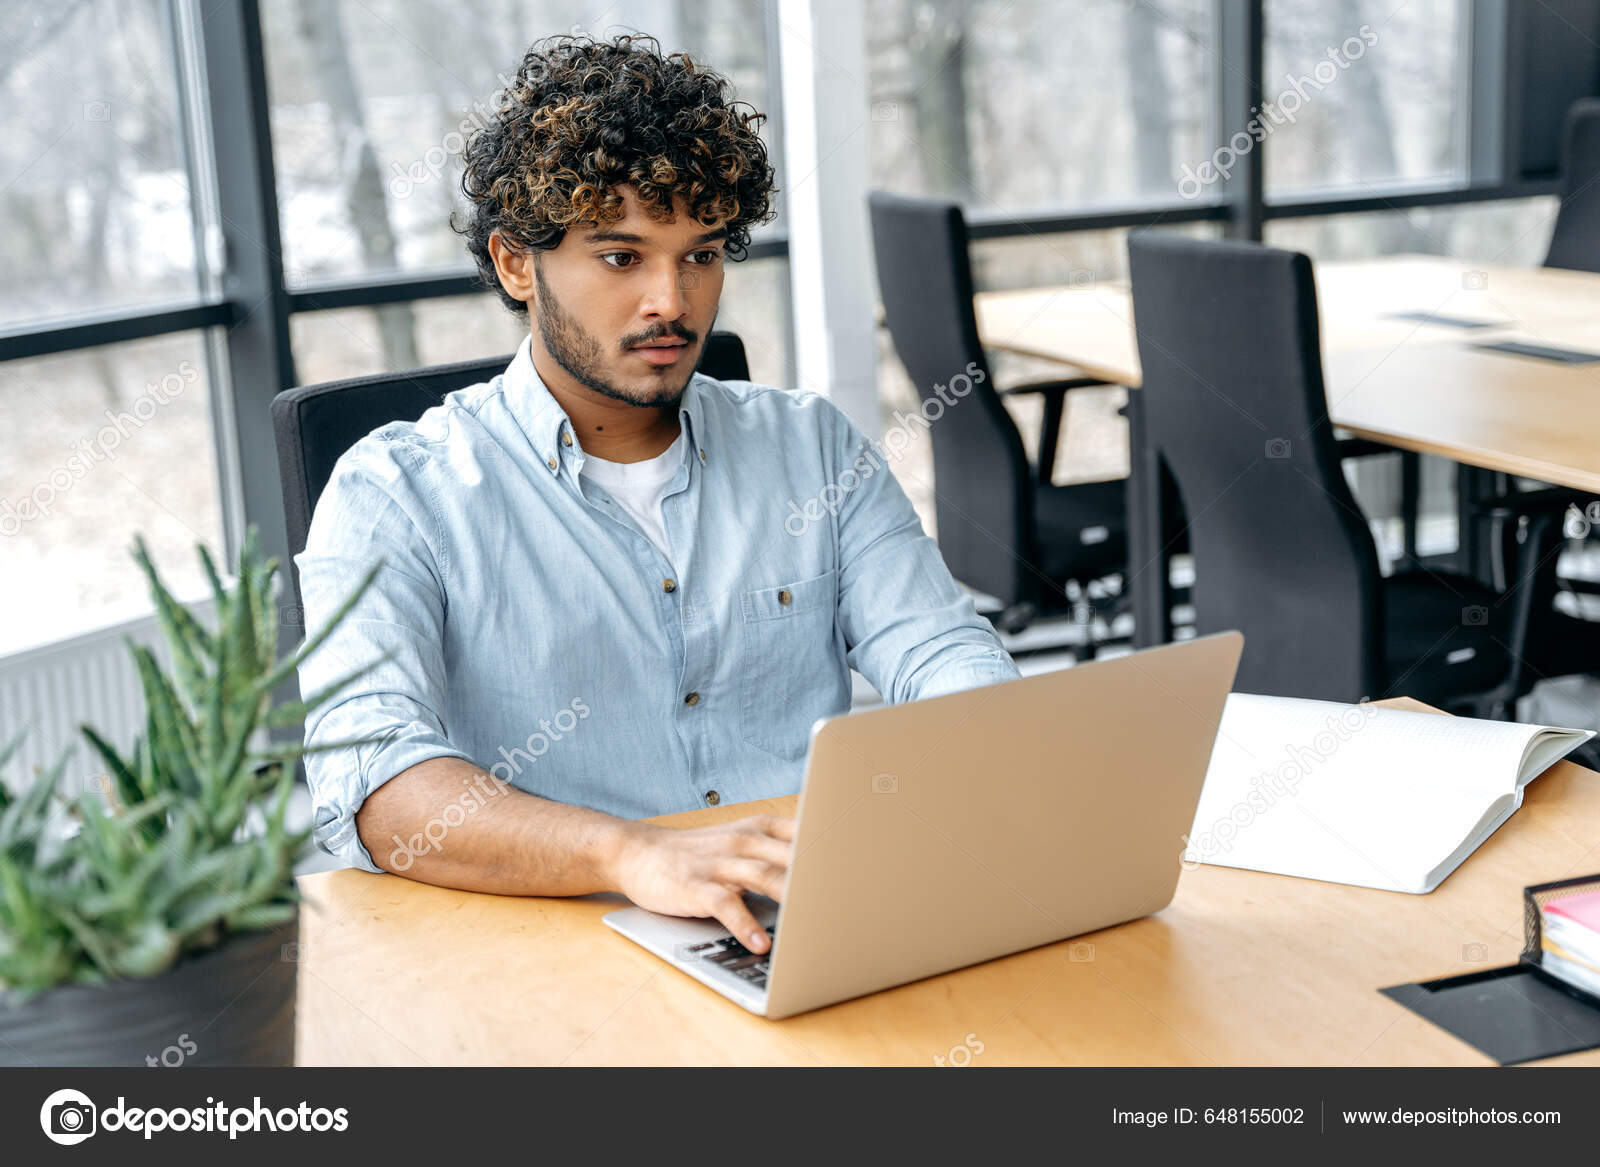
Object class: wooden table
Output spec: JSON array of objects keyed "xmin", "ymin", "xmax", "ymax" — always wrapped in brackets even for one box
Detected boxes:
[
  {"xmin": 975, "ymin": 256, "xmax": 1600, "ymax": 644},
  {"xmin": 295, "ymin": 698, "xmax": 1600, "ymax": 1066}
]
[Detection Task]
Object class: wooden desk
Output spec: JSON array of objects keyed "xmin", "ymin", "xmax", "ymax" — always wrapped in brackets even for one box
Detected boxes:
[
  {"xmin": 976, "ymin": 256, "xmax": 1600, "ymax": 644},
  {"xmin": 977, "ymin": 254, "xmax": 1600, "ymax": 490},
  {"xmin": 295, "ymin": 698, "xmax": 1600, "ymax": 1066}
]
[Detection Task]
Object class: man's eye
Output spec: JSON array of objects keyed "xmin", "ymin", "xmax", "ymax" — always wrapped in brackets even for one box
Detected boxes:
[
  {"xmin": 601, "ymin": 253, "xmax": 635, "ymax": 269},
  {"xmin": 688, "ymin": 250, "xmax": 722, "ymax": 265}
]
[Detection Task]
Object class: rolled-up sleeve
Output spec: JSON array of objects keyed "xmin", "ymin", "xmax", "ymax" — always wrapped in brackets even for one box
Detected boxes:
[
  {"xmin": 294, "ymin": 440, "xmax": 475, "ymax": 872},
  {"xmin": 825, "ymin": 404, "xmax": 1021, "ymax": 704}
]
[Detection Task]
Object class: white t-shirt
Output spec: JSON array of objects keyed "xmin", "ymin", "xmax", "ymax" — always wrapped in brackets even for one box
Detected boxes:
[{"xmin": 578, "ymin": 430, "xmax": 686, "ymax": 560}]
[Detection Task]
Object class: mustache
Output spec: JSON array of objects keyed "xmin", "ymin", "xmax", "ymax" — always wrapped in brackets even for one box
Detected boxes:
[{"xmin": 623, "ymin": 327, "xmax": 696, "ymax": 349}]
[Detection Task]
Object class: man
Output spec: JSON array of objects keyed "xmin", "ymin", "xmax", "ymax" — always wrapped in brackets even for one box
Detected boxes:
[{"xmin": 297, "ymin": 33, "xmax": 1018, "ymax": 953}]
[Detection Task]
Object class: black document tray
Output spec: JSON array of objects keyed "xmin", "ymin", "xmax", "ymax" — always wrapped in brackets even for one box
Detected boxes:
[{"xmin": 1379, "ymin": 874, "xmax": 1600, "ymax": 1064}]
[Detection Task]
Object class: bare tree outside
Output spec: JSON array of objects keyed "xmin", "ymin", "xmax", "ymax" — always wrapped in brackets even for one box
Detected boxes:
[{"xmin": 289, "ymin": 0, "xmax": 419, "ymax": 369}]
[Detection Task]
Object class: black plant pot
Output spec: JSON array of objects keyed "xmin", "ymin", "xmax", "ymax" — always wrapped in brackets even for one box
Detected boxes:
[{"xmin": 0, "ymin": 912, "xmax": 299, "ymax": 1067}]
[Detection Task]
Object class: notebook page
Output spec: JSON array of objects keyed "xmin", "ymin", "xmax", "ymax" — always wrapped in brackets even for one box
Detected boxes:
[
  {"xmin": 1188, "ymin": 765, "xmax": 1508, "ymax": 892},
  {"xmin": 1184, "ymin": 695, "xmax": 1575, "ymax": 893},
  {"xmin": 1204, "ymin": 694, "xmax": 1539, "ymax": 798},
  {"xmin": 1519, "ymin": 729, "xmax": 1595, "ymax": 786},
  {"xmin": 1418, "ymin": 794, "xmax": 1522, "ymax": 893}
]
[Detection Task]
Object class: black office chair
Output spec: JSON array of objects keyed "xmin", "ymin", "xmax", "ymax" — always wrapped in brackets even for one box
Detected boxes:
[
  {"xmin": 869, "ymin": 190, "xmax": 1133, "ymax": 639},
  {"xmin": 1127, "ymin": 233, "xmax": 1552, "ymax": 715},
  {"xmin": 1544, "ymin": 98, "xmax": 1600, "ymax": 273},
  {"xmin": 271, "ymin": 330, "xmax": 751, "ymax": 604}
]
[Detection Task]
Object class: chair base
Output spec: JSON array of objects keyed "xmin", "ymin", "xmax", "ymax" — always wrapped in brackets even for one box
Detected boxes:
[{"xmin": 987, "ymin": 574, "xmax": 1141, "ymax": 662}]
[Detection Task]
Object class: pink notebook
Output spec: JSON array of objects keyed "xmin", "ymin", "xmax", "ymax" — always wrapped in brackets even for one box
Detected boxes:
[{"xmin": 1545, "ymin": 890, "xmax": 1600, "ymax": 933}]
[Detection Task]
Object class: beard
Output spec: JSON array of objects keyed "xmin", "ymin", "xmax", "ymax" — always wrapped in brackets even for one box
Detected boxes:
[{"xmin": 532, "ymin": 260, "xmax": 706, "ymax": 408}]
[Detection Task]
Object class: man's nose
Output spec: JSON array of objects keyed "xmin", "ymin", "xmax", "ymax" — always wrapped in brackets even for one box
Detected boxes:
[{"xmin": 640, "ymin": 263, "xmax": 691, "ymax": 319}]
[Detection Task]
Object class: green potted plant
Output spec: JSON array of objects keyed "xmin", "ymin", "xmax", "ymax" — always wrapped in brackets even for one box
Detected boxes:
[{"xmin": 0, "ymin": 530, "xmax": 378, "ymax": 1066}]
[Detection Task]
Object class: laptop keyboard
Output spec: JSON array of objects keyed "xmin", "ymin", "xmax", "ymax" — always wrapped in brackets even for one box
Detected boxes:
[{"xmin": 684, "ymin": 924, "xmax": 777, "ymax": 990}]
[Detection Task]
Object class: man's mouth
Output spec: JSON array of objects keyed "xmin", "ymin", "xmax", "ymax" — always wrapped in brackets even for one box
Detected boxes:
[{"xmin": 630, "ymin": 338, "xmax": 689, "ymax": 366}]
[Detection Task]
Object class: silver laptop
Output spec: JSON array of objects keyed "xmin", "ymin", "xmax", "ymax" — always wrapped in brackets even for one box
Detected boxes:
[{"xmin": 604, "ymin": 631, "xmax": 1243, "ymax": 1019}]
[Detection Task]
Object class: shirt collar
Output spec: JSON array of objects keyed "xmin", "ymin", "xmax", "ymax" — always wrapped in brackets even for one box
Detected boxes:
[{"xmin": 500, "ymin": 334, "xmax": 704, "ymax": 478}]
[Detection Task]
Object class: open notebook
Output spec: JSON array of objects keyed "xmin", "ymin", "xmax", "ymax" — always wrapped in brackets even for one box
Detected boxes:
[{"xmin": 1183, "ymin": 695, "xmax": 1594, "ymax": 894}]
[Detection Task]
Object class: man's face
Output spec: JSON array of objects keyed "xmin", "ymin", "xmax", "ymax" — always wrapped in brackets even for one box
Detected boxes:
[{"xmin": 523, "ymin": 185, "xmax": 726, "ymax": 408}]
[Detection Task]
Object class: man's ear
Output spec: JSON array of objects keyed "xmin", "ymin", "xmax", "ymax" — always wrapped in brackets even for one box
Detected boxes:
[{"xmin": 487, "ymin": 232, "xmax": 536, "ymax": 308}]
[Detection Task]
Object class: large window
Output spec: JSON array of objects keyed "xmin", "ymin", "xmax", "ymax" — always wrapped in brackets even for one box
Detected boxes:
[
  {"xmin": 868, "ymin": 0, "xmax": 1218, "ymax": 213},
  {"xmin": 0, "ymin": 1, "xmax": 200, "ymax": 328},
  {"xmin": 0, "ymin": 332, "xmax": 225, "ymax": 654},
  {"xmin": 1264, "ymin": 0, "xmax": 1471, "ymax": 198},
  {"xmin": 1, "ymin": 2, "xmax": 226, "ymax": 653}
]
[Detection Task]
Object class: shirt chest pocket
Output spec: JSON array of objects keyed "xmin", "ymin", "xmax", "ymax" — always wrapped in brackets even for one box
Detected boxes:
[{"xmin": 737, "ymin": 568, "xmax": 844, "ymax": 760}]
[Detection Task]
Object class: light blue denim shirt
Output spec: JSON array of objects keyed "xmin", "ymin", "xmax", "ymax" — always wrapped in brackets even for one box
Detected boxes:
[{"xmin": 295, "ymin": 336, "xmax": 1019, "ymax": 872}]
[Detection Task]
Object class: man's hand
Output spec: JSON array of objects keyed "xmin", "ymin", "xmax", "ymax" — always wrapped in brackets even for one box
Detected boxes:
[{"xmin": 608, "ymin": 815, "xmax": 797, "ymax": 953}]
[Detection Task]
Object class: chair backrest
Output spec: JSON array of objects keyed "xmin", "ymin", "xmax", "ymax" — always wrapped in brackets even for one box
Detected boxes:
[
  {"xmin": 1545, "ymin": 98, "xmax": 1600, "ymax": 272},
  {"xmin": 271, "ymin": 330, "xmax": 750, "ymax": 599},
  {"xmin": 1126, "ymin": 233, "xmax": 1383, "ymax": 701},
  {"xmin": 868, "ymin": 191, "xmax": 1037, "ymax": 605}
]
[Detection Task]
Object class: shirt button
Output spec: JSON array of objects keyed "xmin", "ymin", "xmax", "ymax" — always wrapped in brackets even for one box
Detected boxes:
[
  {"xmin": 699, "ymin": 449, "xmax": 707, "ymax": 463},
  {"xmin": 561, "ymin": 431, "xmax": 573, "ymax": 447},
  {"xmin": 546, "ymin": 455, "xmax": 558, "ymax": 471},
  {"xmin": 705, "ymin": 790, "xmax": 721, "ymax": 806},
  {"xmin": 684, "ymin": 691, "xmax": 700, "ymax": 706},
  {"xmin": 662, "ymin": 578, "xmax": 677, "ymax": 593},
  {"xmin": 778, "ymin": 588, "xmax": 792, "ymax": 605}
]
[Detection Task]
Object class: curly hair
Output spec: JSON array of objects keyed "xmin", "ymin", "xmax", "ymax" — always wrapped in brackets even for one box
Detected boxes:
[{"xmin": 454, "ymin": 33, "xmax": 779, "ymax": 315}]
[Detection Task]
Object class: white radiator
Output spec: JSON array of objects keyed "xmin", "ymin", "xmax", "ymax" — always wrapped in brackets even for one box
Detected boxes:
[{"xmin": 0, "ymin": 595, "xmax": 218, "ymax": 795}]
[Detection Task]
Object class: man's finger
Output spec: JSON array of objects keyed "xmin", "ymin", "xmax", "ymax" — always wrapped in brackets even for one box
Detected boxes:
[
  {"xmin": 702, "ymin": 883, "xmax": 769, "ymax": 953},
  {"xmin": 754, "ymin": 814, "xmax": 797, "ymax": 842},
  {"xmin": 715, "ymin": 857, "xmax": 788, "ymax": 903},
  {"xmin": 731, "ymin": 827, "xmax": 794, "ymax": 870}
]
